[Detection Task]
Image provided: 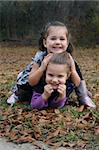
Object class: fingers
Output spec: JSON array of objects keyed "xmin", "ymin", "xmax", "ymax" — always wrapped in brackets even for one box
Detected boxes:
[
  {"xmin": 41, "ymin": 53, "xmax": 53, "ymax": 71},
  {"xmin": 43, "ymin": 84, "xmax": 54, "ymax": 100},
  {"xmin": 57, "ymin": 84, "xmax": 66, "ymax": 98},
  {"xmin": 58, "ymin": 84, "xmax": 66, "ymax": 92},
  {"xmin": 44, "ymin": 84, "xmax": 54, "ymax": 94},
  {"xmin": 44, "ymin": 53, "xmax": 53, "ymax": 61}
]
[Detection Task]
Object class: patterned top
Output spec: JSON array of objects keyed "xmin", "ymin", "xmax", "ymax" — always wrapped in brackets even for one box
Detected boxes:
[
  {"xmin": 12, "ymin": 50, "xmax": 47, "ymax": 92},
  {"xmin": 17, "ymin": 50, "xmax": 47, "ymax": 85},
  {"xmin": 12, "ymin": 50, "xmax": 74, "ymax": 97}
]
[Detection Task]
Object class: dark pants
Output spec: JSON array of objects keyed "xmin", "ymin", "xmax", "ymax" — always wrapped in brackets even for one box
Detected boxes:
[{"xmin": 15, "ymin": 84, "xmax": 33, "ymax": 103}]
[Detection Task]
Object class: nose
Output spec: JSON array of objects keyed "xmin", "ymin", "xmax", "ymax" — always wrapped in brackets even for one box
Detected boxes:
[
  {"xmin": 52, "ymin": 77, "xmax": 58, "ymax": 83},
  {"xmin": 55, "ymin": 39, "xmax": 61, "ymax": 44}
]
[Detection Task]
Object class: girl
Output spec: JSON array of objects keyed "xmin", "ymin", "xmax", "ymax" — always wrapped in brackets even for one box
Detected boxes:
[
  {"xmin": 31, "ymin": 52, "xmax": 72, "ymax": 109},
  {"xmin": 7, "ymin": 21, "xmax": 96, "ymax": 108}
]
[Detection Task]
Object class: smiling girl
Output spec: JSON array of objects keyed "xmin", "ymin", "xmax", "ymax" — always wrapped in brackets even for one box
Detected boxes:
[{"xmin": 31, "ymin": 52, "xmax": 71, "ymax": 109}]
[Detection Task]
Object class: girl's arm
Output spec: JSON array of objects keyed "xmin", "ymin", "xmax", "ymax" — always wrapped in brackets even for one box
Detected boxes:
[
  {"xmin": 50, "ymin": 96, "xmax": 66, "ymax": 108},
  {"xmin": 28, "ymin": 62, "xmax": 44, "ymax": 86},
  {"xmin": 71, "ymin": 70, "xmax": 80, "ymax": 87},
  {"xmin": 31, "ymin": 92, "xmax": 48, "ymax": 109},
  {"xmin": 69, "ymin": 54, "xmax": 81, "ymax": 87},
  {"xmin": 49, "ymin": 84, "xmax": 67, "ymax": 108},
  {"xmin": 71, "ymin": 71, "xmax": 81, "ymax": 87},
  {"xmin": 29, "ymin": 53, "xmax": 53, "ymax": 86},
  {"xmin": 31, "ymin": 84, "xmax": 53, "ymax": 109},
  {"xmin": 49, "ymin": 88, "xmax": 67, "ymax": 108}
]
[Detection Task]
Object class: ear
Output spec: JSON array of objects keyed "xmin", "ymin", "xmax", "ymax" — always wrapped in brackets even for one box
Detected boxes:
[{"xmin": 43, "ymin": 39, "xmax": 47, "ymax": 48}]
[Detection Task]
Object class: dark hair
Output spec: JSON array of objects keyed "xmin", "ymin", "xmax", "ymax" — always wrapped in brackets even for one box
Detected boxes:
[
  {"xmin": 49, "ymin": 51, "xmax": 71, "ymax": 76},
  {"xmin": 66, "ymin": 42, "xmax": 74, "ymax": 55},
  {"xmin": 39, "ymin": 21, "xmax": 73, "ymax": 55},
  {"xmin": 39, "ymin": 21, "xmax": 67, "ymax": 51}
]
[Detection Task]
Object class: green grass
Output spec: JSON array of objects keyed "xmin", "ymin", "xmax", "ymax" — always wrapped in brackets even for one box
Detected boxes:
[{"xmin": 0, "ymin": 45, "xmax": 98, "ymax": 149}]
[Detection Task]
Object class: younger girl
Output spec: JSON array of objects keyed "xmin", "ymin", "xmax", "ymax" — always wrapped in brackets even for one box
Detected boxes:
[
  {"xmin": 31, "ymin": 52, "xmax": 72, "ymax": 109},
  {"xmin": 7, "ymin": 21, "xmax": 96, "ymax": 108}
]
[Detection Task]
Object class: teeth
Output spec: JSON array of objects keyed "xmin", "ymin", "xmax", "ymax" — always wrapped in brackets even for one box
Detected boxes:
[{"xmin": 53, "ymin": 47, "xmax": 61, "ymax": 48}]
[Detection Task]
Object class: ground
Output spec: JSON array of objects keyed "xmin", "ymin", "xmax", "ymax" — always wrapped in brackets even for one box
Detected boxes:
[{"xmin": 0, "ymin": 43, "xmax": 99, "ymax": 150}]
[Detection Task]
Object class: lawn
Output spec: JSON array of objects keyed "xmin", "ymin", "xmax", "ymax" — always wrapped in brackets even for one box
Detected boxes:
[{"xmin": 0, "ymin": 43, "xmax": 99, "ymax": 150}]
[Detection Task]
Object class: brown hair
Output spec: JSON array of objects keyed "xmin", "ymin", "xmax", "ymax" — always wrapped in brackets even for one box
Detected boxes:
[
  {"xmin": 39, "ymin": 21, "xmax": 70, "ymax": 51},
  {"xmin": 49, "ymin": 51, "xmax": 71, "ymax": 77}
]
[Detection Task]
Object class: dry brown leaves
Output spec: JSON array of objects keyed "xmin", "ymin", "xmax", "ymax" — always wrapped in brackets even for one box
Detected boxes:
[
  {"xmin": 0, "ymin": 106, "xmax": 98, "ymax": 149},
  {"xmin": 0, "ymin": 44, "xmax": 99, "ymax": 149}
]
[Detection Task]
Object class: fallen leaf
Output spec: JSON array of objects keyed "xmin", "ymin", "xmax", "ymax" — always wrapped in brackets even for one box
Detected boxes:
[
  {"xmin": 94, "ymin": 126, "xmax": 99, "ymax": 135},
  {"xmin": 77, "ymin": 105, "xmax": 84, "ymax": 112}
]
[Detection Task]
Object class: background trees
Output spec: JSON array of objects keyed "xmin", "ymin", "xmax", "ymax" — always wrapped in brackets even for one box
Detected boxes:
[{"xmin": 0, "ymin": 1, "xmax": 99, "ymax": 47}]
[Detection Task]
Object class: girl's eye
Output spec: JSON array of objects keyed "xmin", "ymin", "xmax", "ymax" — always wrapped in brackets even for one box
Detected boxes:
[
  {"xmin": 60, "ymin": 38, "xmax": 65, "ymax": 40},
  {"xmin": 48, "ymin": 73, "xmax": 53, "ymax": 77},
  {"xmin": 51, "ymin": 37, "xmax": 56, "ymax": 40},
  {"xmin": 58, "ymin": 75, "xmax": 64, "ymax": 78}
]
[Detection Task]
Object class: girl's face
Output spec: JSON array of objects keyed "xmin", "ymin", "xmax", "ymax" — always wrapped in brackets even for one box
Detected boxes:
[
  {"xmin": 43, "ymin": 26, "xmax": 68, "ymax": 54},
  {"xmin": 46, "ymin": 63, "xmax": 68, "ymax": 90}
]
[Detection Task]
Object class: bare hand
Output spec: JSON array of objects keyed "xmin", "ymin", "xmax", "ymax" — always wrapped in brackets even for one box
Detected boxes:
[
  {"xmin": 40, "ymin": 53, "xmax": 53, "ymax": 71},
  {"xmin": 57, "ymin": 84, "xmax": 66, "ymax": 99},
  {"xmin": 42, "ymin": 84, "xmax": 53, "ymax": 101}
]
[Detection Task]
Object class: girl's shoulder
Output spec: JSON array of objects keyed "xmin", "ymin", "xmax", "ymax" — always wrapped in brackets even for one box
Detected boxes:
[{"xmin": 32, "ymin": 50, "xmax": 47, "ymax": 65}]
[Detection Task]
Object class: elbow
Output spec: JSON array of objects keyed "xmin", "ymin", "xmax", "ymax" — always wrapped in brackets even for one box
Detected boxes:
[
  {"xmin": 71, "ymin": 71, "xmax": 81, "ymax": 87},
  {"xmin": 75, "ymin": 77, "xmax": 81, "ymax": 87},
  {"xmin": 28, "ymin": 75, "xmax": 37, "ymax": 86}
]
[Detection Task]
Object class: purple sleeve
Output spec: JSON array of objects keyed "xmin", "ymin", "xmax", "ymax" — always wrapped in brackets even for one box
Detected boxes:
[
  {"xmin": 49, "ymin": 96, "xmax": 67, "ymax": 108},
  {"xmin": 31, "ymin": 92, "xmax": 48, "ymax": 109},
  {"xmin": 31, "ymin": 92, "xmax": 67, "ymax": 109}
]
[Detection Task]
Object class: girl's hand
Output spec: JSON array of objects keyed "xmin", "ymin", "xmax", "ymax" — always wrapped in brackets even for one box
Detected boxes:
[
  {"xmin": 42, "ymin": 84, "xmax": 53, "ymax": 101},
  {"xmin": 57, "ymin": 84, "xmax": 66, "ymax": 99},
  {"xmin": 40, "ymin": 53, "xmax": 53, "ymax": 71}
]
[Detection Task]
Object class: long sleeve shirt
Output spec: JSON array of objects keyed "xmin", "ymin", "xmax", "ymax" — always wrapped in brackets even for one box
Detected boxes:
[{"xmin": 31, "ymin": 91, "xmax": 67, "ymax": 109}]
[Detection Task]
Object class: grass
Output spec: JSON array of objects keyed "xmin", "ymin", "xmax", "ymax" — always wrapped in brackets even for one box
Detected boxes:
[{"xmin": 0, "ymin": 43, "xmax": 99, "ymax": 149}]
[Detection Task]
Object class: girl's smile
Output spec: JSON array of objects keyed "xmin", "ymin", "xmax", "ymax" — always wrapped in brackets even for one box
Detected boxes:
[
  {"xmin": 43, "ymin": 26, "xmax": 68, "ymax": 54},
  {"xmin": 46, "ymin": 63, "xmax": 68, "ymax": 90}
]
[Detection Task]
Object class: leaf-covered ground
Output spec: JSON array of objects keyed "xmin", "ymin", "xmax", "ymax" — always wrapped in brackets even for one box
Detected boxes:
[{"xmin": 0, "ymin": 43, "xmax": 99, "ymax": 150}]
